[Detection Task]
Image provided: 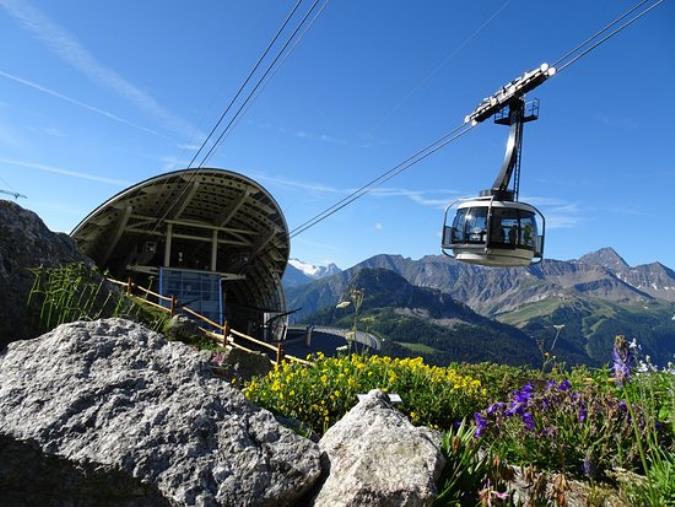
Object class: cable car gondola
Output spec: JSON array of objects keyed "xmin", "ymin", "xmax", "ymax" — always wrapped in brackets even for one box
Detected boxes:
[{"xmin": 442, "ymin": 63, "xmax": 555, "ymax": 267}]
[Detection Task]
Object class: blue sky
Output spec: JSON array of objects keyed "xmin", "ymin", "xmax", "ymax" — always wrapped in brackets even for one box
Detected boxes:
[{"xmin": 1, "ymin": 0, "xmax": 673, "ymax": 270}]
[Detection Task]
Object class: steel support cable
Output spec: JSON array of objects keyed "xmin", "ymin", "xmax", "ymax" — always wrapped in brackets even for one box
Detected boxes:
[
  {"xmin": 197, "ymin": 0, "xmax": 325, "ymax": 168},
  {"xmin": 367, "ymin": 0, "xmax": 514, "ymax": 136},
  {"xmin": 185, "ymin": 0, "xmax": 305, "ymax": 171},
  {"xmin": 174, "ymin": 0, "xmax": 331, "ymax": 262},
  {"xmin": 288, "ymin": 0, "xmax": 666, "ymax": 239},
  {"xmin": 205, "ymin": 0, "xmax": 331, "ymax": 149},
  {"xmin": 552, "ymin": 0, "xmax": 655, "ymax": 68},
  {"xmin": 289, "ymin": 124, "xmax": 475, "ymax": 238},
  {"xmin": 554, "ymin": 0, "xmax": 665, "ymax": 74},
  {"xmin": 288, "ymin": 122, "xmax": 468, "ymax": 235},
  {"xmin": 148, "ymin": 0, "xmax": 306, "ymax": 221},
  {"xmin": 151, "ymin": 0, "xmax": 325, "ymax": 234}
]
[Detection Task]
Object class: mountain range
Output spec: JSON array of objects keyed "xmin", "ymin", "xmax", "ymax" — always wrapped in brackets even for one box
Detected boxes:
[{"xmin": 284, "ymin": 248, "xmax": 675, "ymax": 367}]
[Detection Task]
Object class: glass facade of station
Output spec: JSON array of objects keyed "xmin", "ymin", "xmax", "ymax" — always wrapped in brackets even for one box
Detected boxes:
[{"xmin": 159, "ymin": 268, "xmax": 223, "ymax": 325}]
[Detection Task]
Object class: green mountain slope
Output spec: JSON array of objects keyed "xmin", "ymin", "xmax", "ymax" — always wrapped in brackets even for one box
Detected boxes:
[
  {"xmin": 301, "ymin": 268, "xmax": 541, "ymax": 367},
  {"xmin": 498, "ymin": 296, "xmax": 675, "ymax": 366}
]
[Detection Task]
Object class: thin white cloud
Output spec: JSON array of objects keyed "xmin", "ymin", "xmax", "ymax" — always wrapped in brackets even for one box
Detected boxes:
[
  {"xmin": 177, "ymin": 143, "xmax": 201, "ymax": 151},
  {"xmin": 374, "ymin": 222, "xmax": 383, "ymax": 231},
  {"xmin": 521, "ymin": 195, "xmax": 583, "ymax": 230},
  {"xmin": 0, "ymin": 116, "xmax": 25, "ymax": 148},
  {"xmin": 249, "ymin": 169, "xmax": 582, "ymax": 230},
  {"xmin": 294, "ymin": 129, "xmax": 346, "ymax": 145},
  {"xmin": 160, "ymin": 156, "xmax": 190, "ymax": 171},
  {"xmin": 0, "ymin": 69, "xmax": 165, "ymax": 138},
  {"xmin": 30, "ymin": 125, "xmax": 67, "ymax": 137},
  {"xmin": 248, "ymin": 172, "xmax": 344, "ymax": 194},
  {"xmin": 593, "ymin": 113, "xmax": 638, "ymax": 130},
  {"xmin": 0, "ymin": 157, "xmax": 131, "ymax": 186},
  {"xmin": 368, "ymin": 187, "xmax": 458, "ymax": 209},
  {"xmin": 0, "ymin": 0, "xmax": 197, "ymax": 139},
  {"xmin": 248, "ymin": 119, "xmax": 348, "ymax": 146},
  {"xmin": 248, "ymin": 170, "xmax": 460, "ymax": 208}
]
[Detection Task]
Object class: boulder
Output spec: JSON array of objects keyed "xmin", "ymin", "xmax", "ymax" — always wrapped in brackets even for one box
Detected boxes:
[
  {"xmin": 312, "ymin": 389, "xmax": 445, "ymax": 507},
  {"xmin": 211, "ymin": 346, "xmax": 274, "ymax": 383},
  {"xmin": 0, "ymin": 200, "xmax": 90, "ymax": 347},
  {"xmin": 163, "ymin": 314, "xmax": 203, "ymax": 342},
  {"xmin": 0, "ymin": 318, "xmax": 321, "ymax": 506}
]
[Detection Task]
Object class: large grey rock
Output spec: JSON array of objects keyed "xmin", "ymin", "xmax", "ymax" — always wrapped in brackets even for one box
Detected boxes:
[
  {"xmin": 163, "ymin": 314, "xmax": 203, "ymax": 342},
  {"xmin": 211, "ymin": 346, "xmax": 273, "ymax": 384},
  {"xmin": 0, "ymin": 200, "xmax": 90, "ymax": 347},
  {"xmin": 313, "ymin": 389, "xmax": 445, "ymax": 507},
  {"xmin": 0, "ymin": 318, "xmax": 321, "ymax": 506}
]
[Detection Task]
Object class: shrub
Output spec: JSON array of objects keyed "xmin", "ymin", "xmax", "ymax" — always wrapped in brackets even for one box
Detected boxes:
[
  {"xmin": 473, "ymin": 378, "xmax": 668, "ymax": 480},
  {"xmin": 243, "ymin": 354, "xmax": 487, "ymax": 434},
  {"xmin": 449, "ymin": 362, "xmax": 551, "ymax": 401}
]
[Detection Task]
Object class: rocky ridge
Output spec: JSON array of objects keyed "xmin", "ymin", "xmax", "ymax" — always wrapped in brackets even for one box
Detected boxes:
[
  {"xmin": 0, "ymin": 199, "xmax": 90, "ymax": 348},
  {"xmin": 286, "ymin": 248, "xmax": 675, "ymax": 319}
]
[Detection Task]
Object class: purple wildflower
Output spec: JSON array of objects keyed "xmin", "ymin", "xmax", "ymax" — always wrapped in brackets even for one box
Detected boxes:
[
  {"xmin": 515, "ymin": 383, "xmax": 534, "ymax": 403},
  {"xmin": 504, "ymin": 384, "xmax": 534, "ymax": 417},
  {"xmin": 505, "ymin": 403, "xmax": 525, "ymax": 417},
  {"xmin": 558, "ymin": 379, "xmax": 572, "ymax": 391},
  {"xmin": 522, "ymin": 412, "xmax": 535, "ymax": 431},
  {"xmin": 487, "ymin": 402, "xmax": 505, "ymax": 415},
  {"xmin": 578, "ymin": 402, "xmax": 587, "ymax": 423},
  {"xmin": 211, "ymin": 352, "xmax": 225, "ymax": 366},
  {"xmin": 612, "ymin": 335, "xmax": 634, "ymax": 385},
  {"xmin": 474, "ymin": 412, "xmax": 487, "ymax": 438},
  {"xmin": 582, "ymin": 456, "xmax": 596, "ymax": 479},
  {"xmin": 494, "ymin": 491, "xmax": 509, "ymax": 500}
]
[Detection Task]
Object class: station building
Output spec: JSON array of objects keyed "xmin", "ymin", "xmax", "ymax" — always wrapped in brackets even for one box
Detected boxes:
[{"xmin": 71, "ymin": 168, "xmax": 289, "ymax": 339}]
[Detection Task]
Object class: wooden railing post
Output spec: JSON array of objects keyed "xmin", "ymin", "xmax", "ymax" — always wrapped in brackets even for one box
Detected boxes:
[
  {"xmin": 275, "ymin": 342, "xmax": 284, "ymax": 365},
  {"xmin": 170, "ymin": 295, "xmax": 177, "ymax": 316},
  {"xmin": 126, "ymin": 277, "xmax": 133, "ymax": 296},
  {"xmin": 222, "ymin": 320, "xmax": 230, "ymax": 347}
]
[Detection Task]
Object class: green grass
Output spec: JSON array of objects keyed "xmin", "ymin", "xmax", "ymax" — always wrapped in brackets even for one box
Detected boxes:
[
  {"xmin": 396, "ymin": 341, "xmax": 441, "ymax": 354},
  {"xmin": 27, "ymin": 263, "xmax": 170, "ymax": 335},
  {"xmin": 497, "ymin": 298, "xmax": 564, "ymax": 327}
]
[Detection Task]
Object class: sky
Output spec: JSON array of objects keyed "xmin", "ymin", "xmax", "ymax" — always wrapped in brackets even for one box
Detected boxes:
[{"xmin": 0, "ymin": 0, "xmax": 674, "ymax": 270}]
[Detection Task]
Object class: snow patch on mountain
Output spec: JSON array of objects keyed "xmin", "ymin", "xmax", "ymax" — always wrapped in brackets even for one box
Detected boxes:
[
  {"xmin": 289, "ymin": 259, "xmax": 321, "ymax": 277},
  {"xmin": 288, "ymin": 258, "xmax": 340, "ymax": 279}
]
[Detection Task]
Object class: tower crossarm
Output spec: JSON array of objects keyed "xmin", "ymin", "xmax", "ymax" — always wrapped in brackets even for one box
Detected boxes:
[{"xmin": 465, "ymin": 63, "xmax": 556, "ymax": 126}]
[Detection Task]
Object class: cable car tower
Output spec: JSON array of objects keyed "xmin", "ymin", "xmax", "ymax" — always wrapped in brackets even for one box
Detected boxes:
[
  {"xmin": 0, "ymin": 189, "xmax": 27, "ymax": 201},
  {"xmin": 442, "ymin": 63, "xmax": 556, "ymax": 267}
]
